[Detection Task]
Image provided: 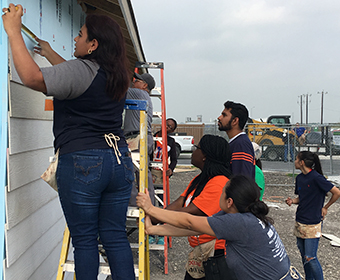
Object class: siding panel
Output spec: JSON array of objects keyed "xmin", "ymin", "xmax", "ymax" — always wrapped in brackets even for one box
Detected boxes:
[
  {"xmin": 6, "ymin": 180, "xmax": 58, "ymax": 230},
  {"xmin": 7, "ymin": 147, "xmax": 54, "ymax": 192},
  {"xmin": 4, "ymin": 217, "xmax": 65, "ymax": 280},
  {"xmin": 8, "ymin": 117, "xmax": 53, "ymax": 154},
  {"xmin": 8, "ymin": 81, "xmax": 53, "ymax": 120},
  {"xmin": 5, "ymin": 198, "xmax": 63, "ymax": 267}
]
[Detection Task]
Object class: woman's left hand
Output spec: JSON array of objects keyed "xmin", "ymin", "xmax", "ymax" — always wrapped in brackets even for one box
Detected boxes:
[
  {"xmin": 2, "ymin": 4, "xmax": 23, "ymax": 37},
  {"xmin": 144, "ymin": 215, "xmax": 155, "ymax": 235},
  {"xmin": 34, "ymin": 38, "xmax": 53, "ymax": 57}
]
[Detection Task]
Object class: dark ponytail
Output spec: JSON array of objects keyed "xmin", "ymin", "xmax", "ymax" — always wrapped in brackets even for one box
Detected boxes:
[
  {"xmin": 225, "ymin": 175, "xmax": 273, "ymax": 226},
  {"xmin": 297, "ymin": 151, "xmax": 323, "ymax": 175}
]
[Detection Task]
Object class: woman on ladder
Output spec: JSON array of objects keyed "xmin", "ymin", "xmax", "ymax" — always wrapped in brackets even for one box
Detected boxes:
[{"xmin": 2, "ymin": 4, "xmax": 135, "ymax": 279}]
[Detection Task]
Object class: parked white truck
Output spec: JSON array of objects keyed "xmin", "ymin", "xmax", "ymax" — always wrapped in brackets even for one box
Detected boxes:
[
  {"xmin": 169, "ymin": 133, "xmax": 194, "ymax": 157},
  {"xmin": 153, "ymin": 113, "xmax": 194, "ymax": 157}
]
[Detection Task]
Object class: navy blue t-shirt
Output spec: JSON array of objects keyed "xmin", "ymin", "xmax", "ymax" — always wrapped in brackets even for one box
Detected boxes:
[
  {"xmin": 229, "ymin": 133, "xmax": 255, "ymax": 179},
  {"xmin": 295, "ymin": 170, "xmax": 333, "ymax": 224}
]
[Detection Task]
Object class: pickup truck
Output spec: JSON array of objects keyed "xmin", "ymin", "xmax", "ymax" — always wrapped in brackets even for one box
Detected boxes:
[{"xmin": 169, "ymin": 133, "xmax": 194, "ymax": 158}]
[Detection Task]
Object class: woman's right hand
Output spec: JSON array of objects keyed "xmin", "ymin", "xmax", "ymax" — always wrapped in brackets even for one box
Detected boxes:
[
  {"xmin": 34, "ymin": 38, "xmax": 52, "ymax": 57},
  {"xmin": 2, "ymin": 3, "xmax": 23, "ymax": 37},
  {"xmin": 136, "ymin": 189, "xmax": 153, "ymax": 214}
]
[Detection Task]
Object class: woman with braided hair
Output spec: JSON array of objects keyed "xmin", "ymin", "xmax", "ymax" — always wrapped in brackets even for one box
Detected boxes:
[{"xmin": 150, "ymin": 134, "xmax": 232, "ymax": 280}]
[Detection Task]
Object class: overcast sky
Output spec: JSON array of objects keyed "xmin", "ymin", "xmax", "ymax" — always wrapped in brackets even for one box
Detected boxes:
[{"xmin": 131, "ymin": 0, "xmax": 340, "ymax": 124}]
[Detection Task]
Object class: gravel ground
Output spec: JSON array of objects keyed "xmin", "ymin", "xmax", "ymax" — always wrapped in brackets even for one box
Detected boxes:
[{"xmin": 129, "ymin": 169, "xmax": 340, "ymax": 280}]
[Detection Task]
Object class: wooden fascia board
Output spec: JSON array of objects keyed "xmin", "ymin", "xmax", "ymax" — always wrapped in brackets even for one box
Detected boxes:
[{"xmin": 117, "ymin": 0, "xmax": 145, "ymax": 63}]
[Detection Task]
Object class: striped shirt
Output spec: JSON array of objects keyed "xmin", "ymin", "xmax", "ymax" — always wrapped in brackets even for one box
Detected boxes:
[{"xmin": 229, "ymin": 132, "xmax": 255, "ymax": 178}]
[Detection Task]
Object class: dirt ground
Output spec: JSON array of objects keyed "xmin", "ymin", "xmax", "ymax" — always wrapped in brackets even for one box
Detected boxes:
[{"xmin": 129, "ymin": 169, "xmax": 340, "ymax": 280}]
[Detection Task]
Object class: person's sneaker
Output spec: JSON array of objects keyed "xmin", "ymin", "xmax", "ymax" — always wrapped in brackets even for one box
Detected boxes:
[
  {"xmin": 149, "ymin": 236, "xmax": 156, "ymax": 244},
  {"xmin": 156, "ymin": 236, "xmax": 164, "ymax": 245}
]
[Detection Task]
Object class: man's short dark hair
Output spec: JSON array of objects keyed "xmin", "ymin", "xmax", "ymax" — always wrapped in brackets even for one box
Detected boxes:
[
  {"xmin": 224, "ymin": 101, "xmax": 249, "ymax": 130},
  {"xmin": 167, "ymin": 118, "xmax": 177, "ymax": 130}
]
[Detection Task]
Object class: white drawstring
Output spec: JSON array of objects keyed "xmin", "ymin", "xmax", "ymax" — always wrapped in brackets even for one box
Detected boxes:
[
  {"xmin": 279, "ymin": 266, "xmax": 303, "ymax": 280},
  {"xmin": 104, "ymin": 133, "xmax": 122, "ymax": 164}
]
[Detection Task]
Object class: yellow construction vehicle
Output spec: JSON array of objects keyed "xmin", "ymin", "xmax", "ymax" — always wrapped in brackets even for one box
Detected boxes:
[{"xmin": 246, "ymin": 115, "xmax": 297, "ymax": 161}]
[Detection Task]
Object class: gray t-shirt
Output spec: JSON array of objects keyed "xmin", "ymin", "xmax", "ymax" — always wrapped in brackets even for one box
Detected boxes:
[
  {"xmin": 208, "ymin": 212, "xmax": 291, "ymax": 280},
  {"xmin": 41, "ymin": 59, "xmax": 100, "ymax": 100},
  {"xmin": 124, "ymin": 88, "xmax": 153, "ymax": 134}
]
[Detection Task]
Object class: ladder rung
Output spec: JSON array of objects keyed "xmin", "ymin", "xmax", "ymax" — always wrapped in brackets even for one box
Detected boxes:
[
  {"xmin": 150, "ymin": 93, "xmax": 161, "ymax": 97},
  {"xmin": 127, "ymin": 206, "xmax": 139, "ymax": 218},
  {"xmin": 130, "ymin": 243, "xmax": 165, "ymax": 251},
  {"xmin": 150, "ymin": 162, "xmax": 163, "ymax": 168},
  {"xmin": 63, "ymin": 260, "xmax": 111, "ymax": 275},
  {"xmin": 62, "ymin": 261, "xmax": 140, "ymax": 277}
]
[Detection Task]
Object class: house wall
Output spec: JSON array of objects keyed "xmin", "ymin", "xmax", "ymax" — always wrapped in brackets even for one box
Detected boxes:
[
  {"xmin": 3, "ymin": 1, "xmax": 84, "ymax": 279},
  {"xmin": 0, "ymin": 0, "xmax": 9, "ymax": 278}
]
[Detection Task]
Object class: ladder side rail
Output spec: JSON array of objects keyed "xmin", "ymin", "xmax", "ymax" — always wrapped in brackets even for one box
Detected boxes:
[
  {"xmin": 56, "ymin": 225, "xmax": 72, "ymax": 280},
  {"xmin": 138, "ymin": 104, "xmax": 148, "ymax": 280},
  {"xmin": 159, "ymin": 68, "xmax": 170, "ymax": 273},
  {"xmin": 125, "ymin": 98, "xmax": 149, "ymax": 280},
  {"xmin": 160, "ymin": 68, "xmax": 170, "ymax": 208}
]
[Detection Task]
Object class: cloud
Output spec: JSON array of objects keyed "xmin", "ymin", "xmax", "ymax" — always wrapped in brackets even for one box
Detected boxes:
[
  {"xmin": 230, "ymin": 1, "xmax": 286, "ymax": 25},
  {"xmin": 132, "ymin": 0, "xmax": 340, "ymax": 124}
]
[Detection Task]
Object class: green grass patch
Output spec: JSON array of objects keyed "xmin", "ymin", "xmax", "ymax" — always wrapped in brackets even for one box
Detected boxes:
[{"xmin": 287, "ymin": 173, "xmax": 298, "ymax": 178}]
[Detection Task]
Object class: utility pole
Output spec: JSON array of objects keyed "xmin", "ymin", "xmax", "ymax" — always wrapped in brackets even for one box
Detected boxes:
[
  {"xmin": 297, "ymin": 95, "xmax": 304, "ymax": 123},
  {"xmin": 305, "ymin": 93, "xmax": 311, "ymax": 124},
  {"xmin": 318, "ymin": 91, "xmax": 328, "ymax": 124}
]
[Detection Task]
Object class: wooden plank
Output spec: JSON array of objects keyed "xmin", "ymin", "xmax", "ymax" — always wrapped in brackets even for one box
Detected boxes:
[
  {"xmin": 6, "ymin": 180, "xmax": 58, "ymax": 230},
  {"xmin": 8, "ymin": 117, "xmax": 53, "ymax": 155},
  {"xmin": 8, "ymin": 147, "xmax": 54, "ymax": 192},
  {"xmin": 9, "ymin": 81, "xmax": 53, "ymax": 120},
  {"xmin": 4, "ymin": 217, "xmax": 65, "ymax": 280},
  {"xmin": 5, "ymin": 198, "xmax": 64, "ymax": 267},
  {"xmin": 322, "ymin": 233, "xmax": 340, "ymax": 247},
  {"xmin": 82, "ymin": 0, "xmax": 122, "ymax": 17}
]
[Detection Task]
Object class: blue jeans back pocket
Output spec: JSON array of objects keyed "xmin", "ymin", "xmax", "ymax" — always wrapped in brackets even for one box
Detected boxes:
[
  {"xmin": 73, "ymin": 155, "xmax": 103, "ymax": 184},
  {"xmin": 121, "ymin": 155, "xmax": 135, "ymax": 184}
]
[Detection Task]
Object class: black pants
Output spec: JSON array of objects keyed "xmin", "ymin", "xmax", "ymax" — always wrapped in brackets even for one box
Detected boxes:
[{"xmin": 184, "ymin": 249, "xmax": 224, "ymax": 280}]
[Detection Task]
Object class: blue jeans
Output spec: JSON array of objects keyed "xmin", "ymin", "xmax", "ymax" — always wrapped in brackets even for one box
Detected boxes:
[
  {"xmin": 57, "ymin": 148, "xmax": 135, "ymax": 280},
  {"xmin": 296, "ymin": 237, "xmax": 323, "ymax": 280},
  {"xmin": 284, "ymin": 144, "xmax": 294, "ymax": 161}
]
